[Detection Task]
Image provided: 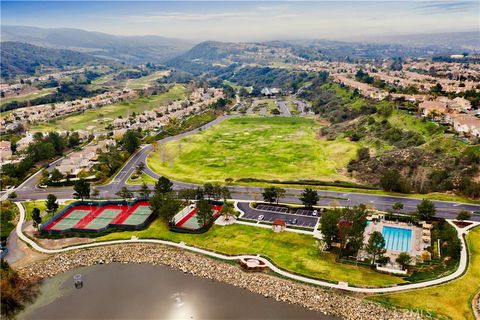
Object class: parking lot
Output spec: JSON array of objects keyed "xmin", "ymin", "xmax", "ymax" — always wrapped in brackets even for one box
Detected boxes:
[{"xmin": 237, "ymin": 202, "xmax": 319, "ymax": 229}]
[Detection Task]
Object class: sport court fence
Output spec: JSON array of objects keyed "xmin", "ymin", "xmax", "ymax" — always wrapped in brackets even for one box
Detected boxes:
[{"xmin": 40, "ymin": 199, "xmax": 155, "ymax": 235}]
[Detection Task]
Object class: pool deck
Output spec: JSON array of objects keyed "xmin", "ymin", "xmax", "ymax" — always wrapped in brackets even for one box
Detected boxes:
[{"xmin": 362, "ymin": 220, "xmax": 426, "ymax": 263}]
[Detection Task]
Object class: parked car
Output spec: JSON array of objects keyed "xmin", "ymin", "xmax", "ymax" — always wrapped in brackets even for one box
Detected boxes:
[
  {"xmin": 313, "ymin": 210, "xmax": 318, "ymax": 216},
  {"xmin": 258, "ymin": 215, "xmax": 264, "ymax": 221},
  {"xmin": 292, "ymin": 218, "xmax": 298, "ymax": 224}
]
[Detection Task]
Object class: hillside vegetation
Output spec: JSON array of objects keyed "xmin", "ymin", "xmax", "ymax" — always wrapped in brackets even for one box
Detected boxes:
[{"xmin": 0, "ymin": 42, "xmax": 109, "ymax": 79}]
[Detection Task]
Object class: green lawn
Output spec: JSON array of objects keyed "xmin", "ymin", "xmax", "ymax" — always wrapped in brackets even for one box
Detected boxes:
[
  {"xmin": 126, "ymin": 172, "xmax": 157, "ymax": 185},
  {"xmin": 147, "ymin": 116, "xmax": 359, "ymax": 184},
  {"xmin": 369, "ymin": 227, "xmax": 480, "ymax": 320},
  {"xmin": 29, "ymin": 84, "xmax": 186, "ymax": 131},
  {"xmin": 22, "ymin": 200, "xmax": 70, "ymax": 221},
  {"xmin": 1, "ymin": 87, "xmax": 57, "ymax": 108},
  {"xmin": 125, "ymin": 70, "xmax": 170, "ymax": 90},
  {"xmin": 96, "ymin": 221, "xmax": 403, "ymax": 287}
]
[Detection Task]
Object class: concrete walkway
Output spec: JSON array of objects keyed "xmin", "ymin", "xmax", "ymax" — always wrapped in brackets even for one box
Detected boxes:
[{"xmin": 13, "ymin": 202, "xmax": 479, "ymax": 294}]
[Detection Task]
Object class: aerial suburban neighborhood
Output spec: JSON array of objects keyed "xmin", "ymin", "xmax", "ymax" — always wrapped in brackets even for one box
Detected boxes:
[{"xmin": 0, "ymin": 1, "xmax": 479, "ymax": 320}]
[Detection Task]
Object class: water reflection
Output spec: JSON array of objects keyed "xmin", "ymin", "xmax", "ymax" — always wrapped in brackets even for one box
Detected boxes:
[{"xmin": 19, "ymin": 263, "xmax": 337, "ymax": 320}]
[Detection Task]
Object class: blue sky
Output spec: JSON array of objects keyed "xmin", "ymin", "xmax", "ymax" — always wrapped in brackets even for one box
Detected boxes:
[{"xmin": 1, "ymin": 1, "xmax": 479, "ymax": 41}]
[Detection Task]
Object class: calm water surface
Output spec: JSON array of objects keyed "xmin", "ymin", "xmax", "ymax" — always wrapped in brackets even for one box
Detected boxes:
[{"xmin": 19, "ymin": 263, "xmax": 338, "ymax": 320}]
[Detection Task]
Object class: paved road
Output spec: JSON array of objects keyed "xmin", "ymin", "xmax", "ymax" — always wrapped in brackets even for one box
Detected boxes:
[
  {"xmin": 11, "ymin": 115, "xmax": 480, "ymax": 222},
  {"xmin": 276, "ymin": 100, "xmax": 291, "ymax": 117}
]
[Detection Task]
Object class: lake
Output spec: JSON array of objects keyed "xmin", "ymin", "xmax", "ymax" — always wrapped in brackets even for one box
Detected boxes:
[{"xmin": 19, "ymin": 263, "xmax": 338, "ymax": 320}]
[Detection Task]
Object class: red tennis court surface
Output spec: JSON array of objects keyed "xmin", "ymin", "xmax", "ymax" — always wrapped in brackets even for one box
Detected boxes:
[
  {"xmin": 43, "ymin": 201, "xmax": 152, "ymax": 232},
  {"xmin": 175, "ymin": 204, "xmax": 223, "ymax": 230}
]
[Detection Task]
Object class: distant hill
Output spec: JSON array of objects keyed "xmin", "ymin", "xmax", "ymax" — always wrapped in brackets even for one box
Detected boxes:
[
  {"xmin": 166, "ymin": 41, "xmax": 304, "ymax": 74},
  {"xmin": 1, "ymin": 25, "xmax": 195, "ymax": 64},
  {"xmin": 0, "ymin": 41, "xmax": 110, "ymax": 79}
]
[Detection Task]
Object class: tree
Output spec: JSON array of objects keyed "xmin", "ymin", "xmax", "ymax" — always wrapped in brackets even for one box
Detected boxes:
[
  {"xmin": 138, "ymin": 182, "xmax": 151, "ymax": 199},
  {"xmin": 121, "ymin": 130, "xmax": 140, "ymax": 154},
  {"xmin": 262, "ymin": 187, "xmax": 277, "ymax": 204},
  {"xmin": 50, "ymin": 168, "xmax": 64, "ymax": 182},
  {"xmin": 319, "ymin": 209, "xmax": 341, "ymax": 249},
  {"xmin": 392, "ymin": 202, "xmax": 403, "ymax": 213},
  {"xmin": 380, "ymin": 170, "xmax": 410, "ymax": 193},
  {"xmin": 154, "ymin": 176, "xmax": 173, "ymax": 198},
  {"xmin": 135, "ymin": 162, "xmax": 145, "ymax": 175},
  {"xmin": 220, "ymin": 186, "xmax": 231, "ymax": 203},
  {"xmin": 300, "ymin": 188, "xmax": 319, "ymax": 208},
  {"xmin": 456, "ymin": 210, "xmax": 471, "ymax": 221},
  {"xmin": 219, "ymin": 203, "xmax": 236, "ymax": 221},
  {"xmin": 392, "ymin": 202, "xmax": 404, "ymax": 219},
  {"xmin": 396, "ymin": 252, "xmax": 412, "ymax": 270},
  {"xmin": 203, "ymin": 183, "xmax": 214, "ymax": 200},
  {"xmin": 149, "ymin": 192, "xmax": 181, "ymax": 222},
  {"xmin": 275, "ymin": 187, "xmax": 286, "ymax": 205},
  {"xmin": 91, "ymin": 188, "xmax": 100, "ymax": 199},
  {"xmin": 365, "ymin": 231, "xmax": 386, "ymax": 266},
  {"xmin": 416, "ymin": 199, "xmax": 436, "ymax": 221},
  {"xmin": 196, "ymin": 199, "xmax": 213, "ymax": 227},
  {"xmin": 67, "ymin": 131, "xmax": 80, "ymax": 148},
  {"xmin": 32, "ymin": 207, "xmax": 42, "ymax": 230},
  {"xmin": 73, "ymin": 178, "xmax": 90, "ymax": 201},
  {"xmin": 116, "ymin": 187, "xmax": 133, "ymax": 201},
  {"xmin": 40, "ymin": 169, "xmax": 50, "ymax": 185},
  {"xmin": 211, "ymin": 183, "xmax": 223, "ymax": 200},
  {"xmin": 177, "ymin": 188, "xmax": 196, "ymax": 202},
  {"xmin": 45, "ymin": 194, "xmax": 59, "ymax": 213}
]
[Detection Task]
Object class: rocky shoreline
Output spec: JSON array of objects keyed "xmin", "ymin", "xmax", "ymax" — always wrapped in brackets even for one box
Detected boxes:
[{"xmin": 17, "ymin": 243, "xmax": 421, "ymax": 320}]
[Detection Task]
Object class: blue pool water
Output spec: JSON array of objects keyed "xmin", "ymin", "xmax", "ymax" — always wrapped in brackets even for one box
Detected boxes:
[{"xmin": 381, "ymin": 226, "xmax": 412, "ymax": 252}]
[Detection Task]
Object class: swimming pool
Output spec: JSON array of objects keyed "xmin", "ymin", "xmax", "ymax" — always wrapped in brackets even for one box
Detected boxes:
[{"xmin": 382, "ymin": 226, "xmax": 412, "ymax": 252}]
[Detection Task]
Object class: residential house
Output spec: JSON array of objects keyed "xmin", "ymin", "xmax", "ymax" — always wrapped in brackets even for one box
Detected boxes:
[{"xmin": 0, "ymin": 141, "xmax": 12, "ymax": 161}]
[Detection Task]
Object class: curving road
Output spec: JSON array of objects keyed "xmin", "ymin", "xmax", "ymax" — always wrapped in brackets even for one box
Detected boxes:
[{"xmin": 11, "ymin": 115, "xmax": 480, "ymax": 222}]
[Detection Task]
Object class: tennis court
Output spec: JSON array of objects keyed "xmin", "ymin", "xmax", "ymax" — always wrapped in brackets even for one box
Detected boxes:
[
  {"xmin": 42, "ymin": 200, "xmax": 153, "ymax": 233},
  {"xmin": 174, "ymin": 204, "xmax": 223, "ymax": 230}
]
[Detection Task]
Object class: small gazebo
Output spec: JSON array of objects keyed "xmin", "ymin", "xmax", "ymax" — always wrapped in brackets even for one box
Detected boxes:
[{"xmin": 272, "ymin": 219, "xmax": 286, "ymax": 232}]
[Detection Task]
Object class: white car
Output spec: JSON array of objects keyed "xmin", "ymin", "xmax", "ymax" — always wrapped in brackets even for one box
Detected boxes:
[
  {"xmin": 258, "ymin": 215, "xmax": 264, "ymax": 221},
  {"xmin": 313, "ymin": 210, "xmax": 318, "ymax": 216}
]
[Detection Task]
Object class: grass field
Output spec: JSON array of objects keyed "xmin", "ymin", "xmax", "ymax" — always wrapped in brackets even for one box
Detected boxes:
[
  {"xmin": 1, "ymin": 87, "xmax": 57, "ymax": 108},
  {"xmin": 147, "ymin": 116, "xmax": 359, "ymax": 184},
  {"xmin": 125, "ymin": 70, "xmax": 170, "ymax": 90},
  {"xmin": 29, "ymin": 84, "xmax": 187, "ymax": 132},
  {"xmin": 96, "ymin": 221, "xmax": 403, "ymax": 287},
  {"xmin": 369, "ymin": 227, "xmax": 480, "ymax": 320}
]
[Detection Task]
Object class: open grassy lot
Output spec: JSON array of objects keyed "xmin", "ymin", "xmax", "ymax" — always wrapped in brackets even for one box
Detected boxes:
[
  {"xmin": 29, "ymin": 84, "xmax": 186, "ymax": 132},
  {"xmin": 147, "ymin": 116, "xmax": 359, "ymax": 184},
  {"xmin": 96, "ymin": 221, "xmax": 403, "ymax": 287},
  {"xmin": 369, "ymin": 227, "xmax": 480, "ymax": 320},
  {"xmin": 125, "ymin": 70, "xmax": 170, "ymax": 90}
]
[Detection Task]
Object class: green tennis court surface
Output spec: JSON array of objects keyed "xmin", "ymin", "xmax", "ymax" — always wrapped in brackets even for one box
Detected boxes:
[
  {"xmin": 52, "ymin": 209, "xmax": 90, "ymax": 230},
  {"xmin": 85, "ymin": 209, "xmax": 122, "ymax": 229},
  {"xmin": 122, "ymin": 206, "xmax": 152, "ymax": 225},
  {"xmin": 181, "ymin": 216, "xmax": 202, "ymax": 229}
]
